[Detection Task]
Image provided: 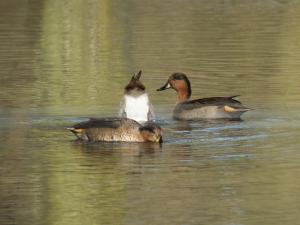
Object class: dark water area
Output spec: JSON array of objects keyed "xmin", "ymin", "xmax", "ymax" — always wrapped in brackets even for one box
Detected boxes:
[{"xmin": 1, "ymin": 0, "xmax": 300, "ymax": 224}]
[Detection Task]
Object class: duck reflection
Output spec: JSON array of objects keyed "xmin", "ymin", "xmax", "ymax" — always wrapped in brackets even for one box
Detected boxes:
[{"xmin": 71, "ymin": 140, "xmax": 162, "ymax": 157}]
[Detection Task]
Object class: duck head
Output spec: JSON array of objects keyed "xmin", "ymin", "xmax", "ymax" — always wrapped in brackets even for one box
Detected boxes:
[
  {"xmin": 157, "ymin": 72, "xmax": 192, "ymax": 102},
  {"xmin": 124, "ymin": 70, "xmax": 146, "ymax": 96},
  {"xmin": 139, "ymin": 123, "xmax": 163, "ymax": 143}
]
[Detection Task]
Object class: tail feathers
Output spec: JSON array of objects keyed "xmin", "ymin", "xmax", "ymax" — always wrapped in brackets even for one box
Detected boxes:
[
  {"xmin": 66, "ymin": 127, "xmax": 88, "ymax": 141},
  {"xmin": 66, "ymin": 127, "xmax": 84, "ymax": 134},
  {"xmin": 229, "ymin": 95, "xmax": 240, "ymax": 99}
]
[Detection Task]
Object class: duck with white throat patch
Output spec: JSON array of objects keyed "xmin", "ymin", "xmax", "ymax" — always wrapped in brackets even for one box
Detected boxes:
[{"xmin": 119, "ymin": 70, "xmax": 155, "ymax": 122}]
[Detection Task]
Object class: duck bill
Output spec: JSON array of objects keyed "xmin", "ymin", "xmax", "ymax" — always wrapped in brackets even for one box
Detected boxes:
[
  {"xmin": 132, "ymin": 70, "xmax": 142, "ymax": 80},
  {"xmin": 156, "ymin": 81, "xmax": 171, "ymax": 91}
]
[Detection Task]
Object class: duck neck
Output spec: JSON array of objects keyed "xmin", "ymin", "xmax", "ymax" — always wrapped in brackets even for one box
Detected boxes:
[{"xmin": 177, "ymin": 87, "xmax": 191, "ymax": 102}]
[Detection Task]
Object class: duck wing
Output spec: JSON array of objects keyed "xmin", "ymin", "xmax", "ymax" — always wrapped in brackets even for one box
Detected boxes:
[
  {"xmin": 187, "ymin": 95, "xmax": 240, "ymax": 105},
  {"xmin": 181, "ymin": 96, "xmax": 250, "ymax": 111},
  {"xmin": 72, "ymin": 118, "xmax": 125, "ymax": 129}
]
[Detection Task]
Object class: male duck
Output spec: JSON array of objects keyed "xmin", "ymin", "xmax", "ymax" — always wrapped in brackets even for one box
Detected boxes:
[
  {"xmin": 119, "ymin": 70, "xmax": 155, "ymax": 122},
  {"xmin": 157, "ymin": 73, "xmax": 250, "ymax": 120},
  {"xmin": 68, "ymin": 117, "xmax": 162, "ymax": 143}
]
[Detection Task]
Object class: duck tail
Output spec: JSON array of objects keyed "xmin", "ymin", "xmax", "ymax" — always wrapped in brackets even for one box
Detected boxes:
[
  {"xmin": 66, "ymin": 127, "xmax": 88, "ymax": 141},
  {"xmin": 66, "ymin": 127, "xmax": 76, "ymax": 133},
  {"xmin": 236, "ymin": 106, "xmax": 252, "ymax": 112},
  {"xmin": 229, "ymin": 95, "xmax": 240, "ymax": 99},
  {"xmin": 65, "ymin": 127, "xmax": 84, "ymax": 134}
]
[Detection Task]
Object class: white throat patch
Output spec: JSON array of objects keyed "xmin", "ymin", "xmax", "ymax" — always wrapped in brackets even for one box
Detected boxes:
[{"xmin": 123, "ymin": 94, "xmax": 150, "ymax": 122}]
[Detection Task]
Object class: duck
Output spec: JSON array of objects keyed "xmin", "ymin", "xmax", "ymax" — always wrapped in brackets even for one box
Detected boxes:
[
  {"xmin": 157, "ymin": 72, "xmax": 251, "ymax": 120},
  {"xmin": 119, "ymin": 70, "xmax": 155, "ymax": 122},
  {"xmin": 67, "ymin": 117, "xmax": 162, "ymax": 143}
]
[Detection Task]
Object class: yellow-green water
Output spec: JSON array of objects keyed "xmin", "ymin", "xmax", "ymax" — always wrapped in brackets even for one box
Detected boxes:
[{"xmin": 1, "ymin": 1, "xmax": 300, "ymax": 224}]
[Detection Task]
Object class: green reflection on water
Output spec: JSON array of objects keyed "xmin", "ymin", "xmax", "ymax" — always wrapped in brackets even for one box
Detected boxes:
[
  {"xmin": 1, "ymin": 1, "xmax": 300, "ymax": 225},
  {"xmin": 44, "ymin": 146, "xmax": 126, "ymax": 225},
  {"xmin": 36, "ymin": 0, "xmax": 130, "ymax": 111}
]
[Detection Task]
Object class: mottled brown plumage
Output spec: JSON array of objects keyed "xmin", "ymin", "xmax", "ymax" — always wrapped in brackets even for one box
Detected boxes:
[{"xmin": 67, "ymin": 117, "xmax": 162, "ymax": 143}]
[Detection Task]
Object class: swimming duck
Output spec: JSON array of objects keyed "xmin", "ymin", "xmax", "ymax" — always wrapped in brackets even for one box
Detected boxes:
[
  {"xmin": 67, "ymin": 117, "xmax": 162, "ymax": 143},
  {"xmin": 119, "ymin": 70, "xmax": 155, "ymax": 122},
  {"xmin": 157, "ymin": 73, "xmax": 250, "ymax": 120}
]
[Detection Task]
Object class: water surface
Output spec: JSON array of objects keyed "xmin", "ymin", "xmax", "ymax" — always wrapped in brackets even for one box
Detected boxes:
[{"xmin": 1, "ymin": 1, "xmax": 300, "ymax": 225}]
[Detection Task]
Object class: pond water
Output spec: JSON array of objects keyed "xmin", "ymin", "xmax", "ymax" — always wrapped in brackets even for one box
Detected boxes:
[{"xmin": 1, "ymin": 0, "xmax": 300, "ymax": 224}]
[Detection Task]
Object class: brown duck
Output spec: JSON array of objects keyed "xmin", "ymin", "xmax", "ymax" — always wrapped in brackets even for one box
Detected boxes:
[
  {"xmin": 157, "ymin": 73, "xmax": 251, "ymax": 120},
  {"xmin": 67, "ymin": 117, "xmax": 162, "ymax": 143}
]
